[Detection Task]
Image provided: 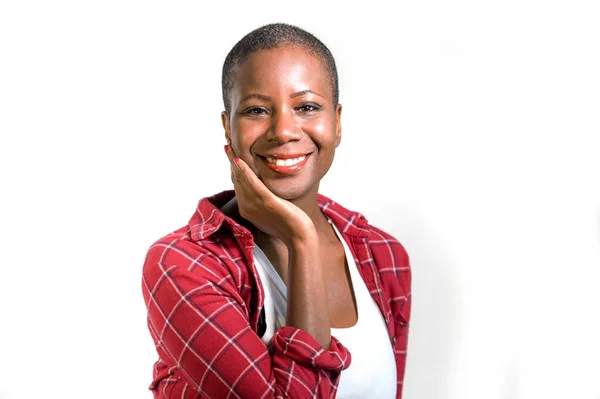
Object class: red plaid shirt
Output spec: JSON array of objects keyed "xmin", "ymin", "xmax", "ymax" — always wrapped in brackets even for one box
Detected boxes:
[{"xmin": 142, "ymin": 190, "xmax": 411, "ymax": 398}]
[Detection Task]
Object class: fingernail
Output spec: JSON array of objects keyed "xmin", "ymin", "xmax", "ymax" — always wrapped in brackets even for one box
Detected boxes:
[
  {"xmin": 234, "ymin": 157, "xmax": 240, "ymax": 164},
  {"xmin": 224, "ymin": 144, "xmax": 229, "ymax": 154}
]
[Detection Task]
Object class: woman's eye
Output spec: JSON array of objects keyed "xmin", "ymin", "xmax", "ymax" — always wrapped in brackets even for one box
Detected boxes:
[
  {"xmin": 297, "ymin": 103, "xmax": 321, "ymax": 112},
  {"xmin": 243, "ymin": 106, "xmax": 269, "ymax": 115}
]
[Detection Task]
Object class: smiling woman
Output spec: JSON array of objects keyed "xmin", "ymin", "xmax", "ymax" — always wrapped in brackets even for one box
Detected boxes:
[{"xmin": 141, "ymin": 23, "xmax": 411, "ymax": 399}]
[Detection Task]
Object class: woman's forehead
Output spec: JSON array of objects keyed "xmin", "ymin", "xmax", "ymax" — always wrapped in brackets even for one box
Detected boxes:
[{"xmin": 232, "ymin": 46, "xmax": 331, "ymax": 98}]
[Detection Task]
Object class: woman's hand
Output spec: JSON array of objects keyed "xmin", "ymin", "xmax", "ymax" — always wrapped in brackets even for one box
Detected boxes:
[{"xmin": 225, "ymin": 145, "xmax": 316, "ymax": 248}]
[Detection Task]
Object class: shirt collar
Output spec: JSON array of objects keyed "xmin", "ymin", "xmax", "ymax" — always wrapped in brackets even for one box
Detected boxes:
[{"xmin": 189, "ymin": 190, "xmax": 370, "ymax": 241}]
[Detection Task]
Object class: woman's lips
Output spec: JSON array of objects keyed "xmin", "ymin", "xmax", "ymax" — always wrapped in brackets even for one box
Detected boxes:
[{"xmin": 260, "ymin": 153, "xmax": 311, "ymax": 174}]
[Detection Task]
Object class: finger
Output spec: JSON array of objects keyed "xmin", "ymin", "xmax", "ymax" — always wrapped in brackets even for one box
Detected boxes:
[
  {"xmin": 226, "ymin": 150, "xmax": 254, "ymax": 206},
  {"xmin": 225, "ymin": 145, "xmax": 248, "ymax": 185},
  {"xmin": 233, "ymin": 157, "xmax": 274, "ymax": 199},
  {"xmin": 224, "ymin": 144, "xmax": 238, "ymax": 164},
  {"xmin": 233, "ymin": 157, "xmax": 253, "ymax": 187},
  {"xmin": 230, "ymin": 161, "xmax": 245, "ymax": 190},
  {"xmin": 224, "ymin": 144, "xmax": 242, "ymax": 182},
  {"xmin": 224, "ymin": 145, "xmax": 272, "ymax": 199}
]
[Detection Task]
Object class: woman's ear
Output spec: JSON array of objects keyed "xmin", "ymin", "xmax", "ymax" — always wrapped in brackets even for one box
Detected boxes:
[
  {"xmin": 221, "ymin": 111, "xmax": 231, "ymax": 144},
  {"xmin": 335, "ymin": 103, "xmax": 342, "ymax": 147}
]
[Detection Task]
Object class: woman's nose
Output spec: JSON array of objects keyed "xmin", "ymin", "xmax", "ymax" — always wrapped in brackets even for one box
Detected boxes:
[{"xmin": 266, "ymin": 109, "xmax": 302, "ymax": 143}]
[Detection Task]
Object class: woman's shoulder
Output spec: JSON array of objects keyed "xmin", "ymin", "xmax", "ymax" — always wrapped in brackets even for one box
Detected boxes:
[
  {"xmin": 366, "ymin": 223, "xmax": 410, "ymax": 264},
  {"xmin": 369, "ymin": 224, "xmax": 406, "ymax": 253},
  {"xmin": 142, "ymin": 190, "xmax": 250, "ymax": 284},
  {"xmin": 318, "ymin": 193, "xmax": 410, "ymax": 290},
  {"xmin": 318, "ymin": 193, "xmax": 409, "ymax": 255},
  {"xmin": 142, "ymin": 226, "xmax": 231, "ymax": 284}
]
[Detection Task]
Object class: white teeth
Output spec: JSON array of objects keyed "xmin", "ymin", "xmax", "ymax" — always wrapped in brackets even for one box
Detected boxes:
[{"xmin": 265, "ymin": 155, "xmax": 306, "ymax": 166}]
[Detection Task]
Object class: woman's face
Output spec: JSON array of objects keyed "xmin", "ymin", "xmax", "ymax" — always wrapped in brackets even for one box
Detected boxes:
[{"xmin": 222, "ymin": 45, "xmax": 342, "ymax": 201}]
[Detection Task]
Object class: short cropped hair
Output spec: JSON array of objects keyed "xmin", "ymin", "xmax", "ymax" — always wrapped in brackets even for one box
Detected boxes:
[{"xmin": 221, "ymin": 23, "xmax": 339, "ymax": 114}]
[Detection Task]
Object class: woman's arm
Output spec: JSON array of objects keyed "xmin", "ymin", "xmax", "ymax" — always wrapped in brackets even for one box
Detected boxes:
[
  {"xmin": 225, "ymin": 146, "xmax": 332, "ymax": 349},
  {"xmin": 286, "ymin": 234, "xmax": 331, "ymax": 348}
]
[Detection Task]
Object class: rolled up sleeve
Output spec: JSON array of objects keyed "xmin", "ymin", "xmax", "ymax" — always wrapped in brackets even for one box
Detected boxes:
[{"xmin": 142, "ymin": 238, "xmax": 350, "ymax": 399}]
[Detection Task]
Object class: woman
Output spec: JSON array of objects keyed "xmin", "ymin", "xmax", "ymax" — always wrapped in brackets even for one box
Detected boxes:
[{"xmin": 142, "ymin": 23, "xmax": 411, "ymax": 399}]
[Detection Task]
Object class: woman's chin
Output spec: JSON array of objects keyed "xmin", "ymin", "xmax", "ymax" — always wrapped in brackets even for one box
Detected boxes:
[{"xmin": 262, "ymin": 178, "xmax": 315, "ymax": 202}]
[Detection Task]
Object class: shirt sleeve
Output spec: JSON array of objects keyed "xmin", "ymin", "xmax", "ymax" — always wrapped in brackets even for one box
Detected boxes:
[
  {"xmin": 392, "ymin": 242, "xmax": 411, "ymax": 399},
  {"xmin": 142, "ymin": 238, "xmax": 350, "ymax": 399},
  {"xmin": 368, "ymin": 225, "xmax": 411, "ymax": 399}
]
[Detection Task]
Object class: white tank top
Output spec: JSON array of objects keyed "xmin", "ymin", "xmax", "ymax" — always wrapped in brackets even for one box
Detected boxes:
[{"xmin": 252, "ymin": 220, "xmax": 397, "ymax": 398}]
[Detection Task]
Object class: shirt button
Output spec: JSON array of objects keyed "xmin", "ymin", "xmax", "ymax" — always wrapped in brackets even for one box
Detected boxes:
[{"xmin": 393, "ymin": 337, "xmax": 397, "ymax": 346}]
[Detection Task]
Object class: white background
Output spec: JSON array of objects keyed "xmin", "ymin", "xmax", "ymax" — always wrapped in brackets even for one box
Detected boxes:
[{"xmin": 1, "ymin": 1, "xmax": 599, "ymax": 398}]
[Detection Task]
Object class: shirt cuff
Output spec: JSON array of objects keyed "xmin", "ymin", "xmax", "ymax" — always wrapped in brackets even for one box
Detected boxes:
[{"xmin": 272, "ymin": 326, "xmax": 351, "ymax": 372}]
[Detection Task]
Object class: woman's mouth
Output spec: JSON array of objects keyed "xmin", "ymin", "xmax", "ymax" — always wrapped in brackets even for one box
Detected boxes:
[{"xmin": 260, "ymin": 153, "xmax": 311, "ymax": 174}]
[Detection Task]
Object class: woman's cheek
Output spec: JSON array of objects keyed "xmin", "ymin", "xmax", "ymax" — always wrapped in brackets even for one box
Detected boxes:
[
  {"xmin": 232, "ymin": 120, "xmax": 251, "ymax": 152},
  {"xmin": 307, "ymin": 118, "xmax": 326, "ymax": 134},
  {"xmin": 232, "ymin": 120, "xmax": 261, "ymax": 171},
  {"xmin": 310, "ymin": 119, "xmax": 337, "ymax": 151},
  {"xmin": 305, "ymin": 117, "xmax": 334, "ymax": 143}
]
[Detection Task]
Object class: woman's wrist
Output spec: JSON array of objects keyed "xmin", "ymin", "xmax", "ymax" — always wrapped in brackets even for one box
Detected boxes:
[{"xmin": 285, "ymin": 225, "xmax": 319, "ymax": 251}]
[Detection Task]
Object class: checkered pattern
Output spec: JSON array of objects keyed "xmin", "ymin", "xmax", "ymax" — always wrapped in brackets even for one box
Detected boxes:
[{"xmin": 142, "ymin": 190, "xmax": 411, "ymax": 398}]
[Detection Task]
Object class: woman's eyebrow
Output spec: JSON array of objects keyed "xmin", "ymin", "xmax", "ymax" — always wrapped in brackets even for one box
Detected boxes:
[
  {"xmin": 290, "ymin": 89, "xmax": 323, "ymax": 99},
  {"xmin": 240, "ymin": 90, "xmax": 323, "ymax": 103},
  {"xmin": 240, "ymin": 93, "xmax": 271, "ymax": 102}
]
